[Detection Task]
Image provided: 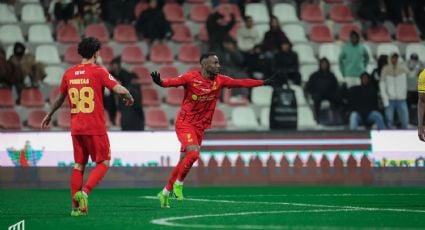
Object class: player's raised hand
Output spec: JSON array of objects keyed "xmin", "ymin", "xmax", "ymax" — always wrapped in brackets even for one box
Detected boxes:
[
  {"xmin": 150, "ymin": 71, "xmax": 163, "ymax": 86},
  {"xmin": 40, "ymin": 114, "xmax": 51, "ymax": 129}
]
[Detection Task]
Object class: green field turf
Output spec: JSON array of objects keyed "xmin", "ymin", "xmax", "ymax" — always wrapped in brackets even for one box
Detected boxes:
[{"xmin": 1, "ymin": 186, "xmax": 425, "ymax": 230}]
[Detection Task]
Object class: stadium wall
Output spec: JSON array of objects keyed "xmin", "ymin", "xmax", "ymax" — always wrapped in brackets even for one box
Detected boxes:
[{"xmin": 1, "ymin": 131, "xmax": 425, "ymax": 188}]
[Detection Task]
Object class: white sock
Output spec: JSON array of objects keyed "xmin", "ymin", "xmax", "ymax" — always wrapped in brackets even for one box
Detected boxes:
[
  {"xmin": 162, "ymin": 188, "xmax": 170, "ymax": 196},
  {"xmin": 175, "ymin": 180, "xmax": 183, "ymax": 185}
]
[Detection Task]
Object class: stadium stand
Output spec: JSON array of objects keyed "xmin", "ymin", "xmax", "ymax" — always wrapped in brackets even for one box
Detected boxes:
[
  {"xmin": 27, "ymin": 110, "xmax": 48, "ymax": 130},
  {"xmin": 85, "ymin": 23, "xmax": 110, "ymax": 43},
  {"xmin": 177, "ymin": 43, "xmax": 200, "ymax": 64},
  {"xmin": 132, "ymin": 66, "xmax": 152, "ymax": 85},
  {"xmin": 301, "ymin": 3, "xmax": 324, "ymax": 23},
  {"xmin": 28, "ymin": 24, "xmax": 54, "ymax": 43},
  {"xmin": 0, "ymin": 0, "xmax": 423, "ymax": 131},
  {"xmin": 231, "ymin": 106, "xmax": 260, "ymax": 129},
  {"xmin": 0, "ymin": 24, "xmax": 24, "ymax": 43},
  {"xmin": 0, "ymin": 88, "xmax": 14, "ymax": 108},
  {"xmin": 273, "ymin": 3, "xmax": 298, "ymax": 23},
  {"xmin": 212, "ymin": 108, "xmax": 227, "ymax": 129},
  {"xmin": 149, "ymin": 43, "xmax": 174, "ymax": 64},
  {"xmin": 20, "ymin": 88, "xmax": 44, "ymax": 108},
  {"xmin": 0, "ymin": 110, "xmax": 22, "ymax": 130},
  {"xmin": 142, "ymin": 87, "xmax": 161, "ymax": 107},
  {"xmin": 145, "ymin": 108, "xmax": 169, "ymax": 129},
  {"xmin": 122, "ymin": 45, "xmax": 145, "ymax": 64},
  {"xmin": 113, "ymin": 24, "xmax": 138, "ymax": 43},
  {"xmin": 57, "ymin": 23, "xmax": 81, "ymax": 43}
]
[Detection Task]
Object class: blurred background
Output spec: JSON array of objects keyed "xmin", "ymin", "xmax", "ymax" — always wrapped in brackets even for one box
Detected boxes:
[{"xmin": 1, "ymin": 0, "xmax": 425, "ymax": 188}]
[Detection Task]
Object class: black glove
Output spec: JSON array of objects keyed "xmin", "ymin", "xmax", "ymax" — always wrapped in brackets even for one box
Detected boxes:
[
  {"xmin": 263, "ymin": 73, "xmax": 280, "ymax": 86},
  {"xmin": 150, "ymin": 71, "xmax": 163, "ymax": 86}
]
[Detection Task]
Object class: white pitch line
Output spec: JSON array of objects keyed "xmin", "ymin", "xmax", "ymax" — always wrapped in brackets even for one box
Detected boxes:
[
  {"xmin": 151, "ymin": 209, "xmax": 355, "ymax": 229},
  {"xmin": 140, "ymin": 196, "xmax": 425, "ymax": 213},
  {"xmin": 193, "ymin": 193, "xmax": 424, "ymax": 198}
]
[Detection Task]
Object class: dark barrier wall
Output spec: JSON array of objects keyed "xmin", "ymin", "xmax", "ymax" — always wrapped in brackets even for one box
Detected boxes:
[{"xmin": 1, "ymin": 131, "xmax": 425, "ymax": 188}]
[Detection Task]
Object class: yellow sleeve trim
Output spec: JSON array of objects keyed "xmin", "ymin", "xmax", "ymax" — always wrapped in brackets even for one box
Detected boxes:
[{"xmin": 418, "ymin": 69, "xmax": 425, "ymax": 93}]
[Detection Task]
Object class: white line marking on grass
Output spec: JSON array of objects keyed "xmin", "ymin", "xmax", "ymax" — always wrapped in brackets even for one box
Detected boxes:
[
  {"xmin": 140, "ymin": 196, "xmax": 425, "ymax": 213},
  {"xmin": 195, "ymin": 193, "xmax": 423, "ymax": 198},
  {"xmin": 151, "ymin": 209, "xmax": 354, "ymax": 229}
]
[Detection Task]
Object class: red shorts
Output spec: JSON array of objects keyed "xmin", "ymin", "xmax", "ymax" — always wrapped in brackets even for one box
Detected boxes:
[
  {"xmin": 71, "ymin": 135, "xmax": 111, "ymax": 164},
  {"xmin": 176, "ymin": 123, "xmax": 204, "ymax": 152}
]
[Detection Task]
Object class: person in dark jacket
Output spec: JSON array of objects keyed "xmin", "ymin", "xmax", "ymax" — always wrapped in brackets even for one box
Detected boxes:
[
  {"xmin": 273, "ymin": 40, "xmax": 301, "ymax": 85},
  {"xmin": 348, "ymin": 72, "xmax": 385, "ymax": 130},
  {"xmin": 118, "ymin": 83, "xmax": 145, "ymax": 131},
  {"xmin": 206, "ymin": 11, "xmax": 236, "ymax": 52},
  {"xmin": 262, "ymin": 16, "xmax": 289, "ymax": 54},
  {"xmin": 135, "ymin": 0, "xmax": 172, "ymax": 43},
  {"xmin": 306, "ymin": 58, "xmax": 342, "ymax": 122}
]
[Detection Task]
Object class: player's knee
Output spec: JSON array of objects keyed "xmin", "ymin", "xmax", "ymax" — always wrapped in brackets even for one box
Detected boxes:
[
  {"xmin": 74, "ymin": 163, "xmax": 85, "ymax": 171},
  {"xmin": 186, "ymin": 145, "xmax": 200, "ymax": 152},
  {"xmin": 100, "ymin": 160, "xmax": 110, "ymax": 167}
]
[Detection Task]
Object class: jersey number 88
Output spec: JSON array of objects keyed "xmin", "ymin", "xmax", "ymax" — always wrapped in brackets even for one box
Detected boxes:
[{"xmin": 68, "ymin": 87, "xmax": 95, "ymax": 114}]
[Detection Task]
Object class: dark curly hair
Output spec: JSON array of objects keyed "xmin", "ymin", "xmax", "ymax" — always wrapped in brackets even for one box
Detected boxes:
[{"xmin": 78, "ymin": 37, "xmax": 101, "ymax": 59}]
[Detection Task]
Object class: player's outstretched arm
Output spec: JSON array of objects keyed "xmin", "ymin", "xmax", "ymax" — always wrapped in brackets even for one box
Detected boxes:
[
  {"xmin": 41, "ymin": 93, "xmax": 66, "ymax": 129},
  {"xmin": 418, "ymin": 93, "xmax": 425, "ymax": 141},
  {"xmin": 150, "ymin": 71, "xmax": 186, "ymax": 87},
  {"xmin": 112, "ymin": 84, "xmax": 134, "ymax": 106}
]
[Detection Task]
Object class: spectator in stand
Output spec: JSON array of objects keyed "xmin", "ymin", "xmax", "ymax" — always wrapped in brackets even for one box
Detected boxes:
[
  {"xmin": 48, "ymin": 0, "xmax": 77, "ymax": 23},
  {"xmin": 371, "ymin": 54, "xmax": 388, "ymax": 91},
  {"xmin": 357, "ymin": 0, "xmax": 385, "ymax": 26},
  {"xmin": 117, "ymin": 83, "xmax": 145, "ymax": 131},
  {"xmin": 406, "ymin": 53, "xmax": 424, "ymax": 112},
  {"xmin": 216, "ymin": 36, "xmax": 248, "ymax": 97},
  {"xmin": 103, "ymin": 0, "xmax": 138, "ymax": 25},
  {"xmin": 348, "ymin": 72, "xmax": 386, "ymax": 130},
  {"xmin": 413, "ymin": 0, "xmax": 425, "ymax": 38},
  {"xmin": 77, "ymin": 0, "xmax": 102, "ymax": 26},
  {"xmin": 0, "ymin": 46, "xmax": 13, "ymax": 87},
  {"xmin": 236, "ymin": 15, "xmax": 259, "ymax": 54},
  {"xmin": 262, "ymin": 16, "xmax": 289, "ymax": 54},
  {"xmin": 339, "ymin": 31, "xmax": 369, "ymax": 88},
  {"xmin": 273, "ymin": 40, "xmax": 301, "ymax": 86},
  {"xmin": 104, "ymin": 57, "xmax": 139, "ymax": 124},
  {"xmin": 306, "ymin": 58, "xmax": 342, "ymax": 122},
  {"xmin": 8, "ymin": 42, "xmax": 46, "ymax": 91},
  {"xmin": 384, "ymin": 0, "xmax": 404, "ymax": 25},
  {"xmin": 216, "ymin": 36, "xmax": 246, "ymax": 77},
  {"xmin": 380, "ymin": 53, "xmax": 409, "ymax": 129},
  {"xmin": 244, "ymin": 44, "xmax": 273, "ymax": 80},
  {"xmin": 206, "ymin": 9, "xmax": 236, "ymax": 52},
  {"xmin": 135, "ymin": 0, "xmax": 172, "ymax": 44}
]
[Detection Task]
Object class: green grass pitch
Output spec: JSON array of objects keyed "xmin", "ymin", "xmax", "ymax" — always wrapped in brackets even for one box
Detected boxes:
[{"xmin": 1, "ymin": 186, "xmax": 425, "ymax": 229}]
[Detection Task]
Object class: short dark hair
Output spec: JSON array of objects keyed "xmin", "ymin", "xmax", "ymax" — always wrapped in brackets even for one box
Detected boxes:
[
  {"xmin": 350, "ymin": 30, "xmax": 359, "ymax": 38},
  {"xmin": 78, "ymin": 37, "xmax": 101, "ymax": 59},
  {"xmin": 199, "ymin": 52, "xmax": 216, "ymax": 64}
]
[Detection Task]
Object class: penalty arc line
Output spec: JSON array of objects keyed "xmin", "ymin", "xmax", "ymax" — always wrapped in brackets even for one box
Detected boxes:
[
  {"xmin": 140, "ymin": 196, "xmax": 425, "ymax": 214},
  {"xmin": 193, "ymin": 193, "xmax": 424, "ymax": 198},
  {"xmin": 150, "ymin": 209, "xmax": 357, "ymax": 229}
]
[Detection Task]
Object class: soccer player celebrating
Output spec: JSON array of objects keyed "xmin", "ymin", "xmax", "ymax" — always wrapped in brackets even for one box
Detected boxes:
[
  {"xmin": 151, "ymin": 52, "xmax": 278, "ymax": 208},
  {"xmin": 41, "ymin": 37, "xmax": 134, "ymax": 216}
]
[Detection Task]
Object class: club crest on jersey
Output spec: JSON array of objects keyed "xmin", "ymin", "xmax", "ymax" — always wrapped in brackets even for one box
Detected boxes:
[{"xmin": 191, "ymin": 94, "xmax": 198, "ymax": 100}]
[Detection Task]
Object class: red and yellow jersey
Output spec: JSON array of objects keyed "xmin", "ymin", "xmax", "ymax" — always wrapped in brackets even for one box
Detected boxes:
[
  {"xmin": 59, "ymin": 63, "xmax": 117, "ymax": 135},
  {"xmin": 162, "ymin": 71, "xmax": 263, "ymax": 129}
]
